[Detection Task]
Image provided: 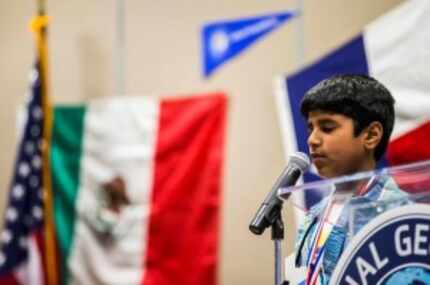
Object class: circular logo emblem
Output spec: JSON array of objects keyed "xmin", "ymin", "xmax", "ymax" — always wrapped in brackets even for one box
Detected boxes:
[
  {"xmin": 209, "ymin": 29, "xmax": 230, "ymax": 59},
  {"xmin": 330, "ymin": 204, "xmax": 430, "ymax": 285}
]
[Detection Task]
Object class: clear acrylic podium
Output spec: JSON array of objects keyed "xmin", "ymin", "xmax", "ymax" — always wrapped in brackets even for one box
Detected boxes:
[{"xmin": 278, "ymin": 160, "xmax": 430, "ymax": 285}]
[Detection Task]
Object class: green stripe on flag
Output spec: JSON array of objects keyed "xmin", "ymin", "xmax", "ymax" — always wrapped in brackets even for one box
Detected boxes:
[{"xmin": 51, "ymin": 106, "xmax": 86, "ymax": 283}]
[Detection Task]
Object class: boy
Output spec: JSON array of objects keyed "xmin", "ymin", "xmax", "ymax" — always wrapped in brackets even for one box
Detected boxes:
[{"xmin": 290, "ymin": 74, "xmax": 407, "ymax": 285}]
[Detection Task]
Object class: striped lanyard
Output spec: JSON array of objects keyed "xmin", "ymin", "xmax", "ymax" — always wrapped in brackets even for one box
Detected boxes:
[{"xmin": 305, "ymin": 195, "xmax": 346, "ymax": 285}]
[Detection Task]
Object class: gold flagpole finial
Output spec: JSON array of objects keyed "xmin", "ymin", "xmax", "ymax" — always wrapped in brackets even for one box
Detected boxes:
[
  {"xmin": 30, "ymin": 0, "xmax": 49, "ymax": 34},
  {"xmin": 29, "ymin": 15, "xmax": 49, "ymax": 34}
]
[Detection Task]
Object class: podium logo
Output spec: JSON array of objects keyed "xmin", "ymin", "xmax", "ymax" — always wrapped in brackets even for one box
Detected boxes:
[{"xmin": 330, "ymin": 204, "xmax": 430, "ymax": 285}]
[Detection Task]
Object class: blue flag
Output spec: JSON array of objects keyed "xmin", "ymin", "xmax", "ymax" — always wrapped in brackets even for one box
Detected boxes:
[{"xmin": 202, "ymin": 11, "xmax": 296, "ymax": 77}]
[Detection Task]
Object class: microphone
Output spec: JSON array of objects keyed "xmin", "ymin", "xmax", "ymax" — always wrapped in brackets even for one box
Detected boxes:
[{"xmin": 249, "ymin": 152, "xmax": 310, "ymax": 235}]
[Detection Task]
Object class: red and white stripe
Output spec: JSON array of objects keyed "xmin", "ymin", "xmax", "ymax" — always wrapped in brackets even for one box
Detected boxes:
[{"xmin": 364, "ymin": 0, "xmax": 430, "ymax": 165}]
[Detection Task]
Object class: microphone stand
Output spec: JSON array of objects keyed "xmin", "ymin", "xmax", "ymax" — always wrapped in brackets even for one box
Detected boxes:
[
  {"xmin": 272, "ymin": 211, "xmax": 285, "ymax": 285},
  {"xmin": 249, "ymin": 200, "xmax": 288, "ymax": 285},
  {"xmin": 249, "ymin": 153, "xmax": 309, "ymax": 284}
]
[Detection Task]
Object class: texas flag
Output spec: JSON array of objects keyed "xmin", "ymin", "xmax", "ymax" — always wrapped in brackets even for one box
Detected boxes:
[{"xmin": 276, "ymin": 0, "xmax": 430, "ymax": 211}]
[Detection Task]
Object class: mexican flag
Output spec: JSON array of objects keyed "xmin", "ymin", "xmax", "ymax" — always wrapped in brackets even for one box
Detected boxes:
[{"xmin": 50, "ymin": 93, "xmax": 227, "ymax": 285}]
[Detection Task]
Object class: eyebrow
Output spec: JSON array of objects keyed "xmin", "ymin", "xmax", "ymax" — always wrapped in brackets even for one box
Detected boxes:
[
  {"xmin": 307, "ymin": 118, "xmax": 337, "ymax": 124},
  {"xmin": 317, "ymin": 119, "xmax": 338, "ymax": 125}
]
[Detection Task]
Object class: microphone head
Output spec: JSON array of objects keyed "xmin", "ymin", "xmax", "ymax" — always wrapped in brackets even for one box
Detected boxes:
[{"xmin": 288, "ymin": 151, "xmax": 311, "ymax": 172}]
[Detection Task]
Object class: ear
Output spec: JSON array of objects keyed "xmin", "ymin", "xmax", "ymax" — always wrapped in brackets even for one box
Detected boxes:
[{"xmin": 363, "ymin": 121, "xmax": 383, "ymax": 151}]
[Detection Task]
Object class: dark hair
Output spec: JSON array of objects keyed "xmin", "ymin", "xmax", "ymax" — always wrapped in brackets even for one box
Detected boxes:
[{"xmin": 300, "ymin": 74, "xmax": 395, "ymax": 161}]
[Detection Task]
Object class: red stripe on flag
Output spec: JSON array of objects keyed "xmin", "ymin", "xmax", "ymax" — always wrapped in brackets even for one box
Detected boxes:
[
  {"xmin": 387, "ymin": 120, "xmax": 430, "ymax": 165},
  {"xmin": 0, "ymin": 275, "xmax": 20, "ymax": 285},
  {"xmin": 34, "ymin": 231, "xmax": 47, "ymax": 284},
  {"xmin": 142, "ymin": 93, "xmax": 227, "ymax": 285}
]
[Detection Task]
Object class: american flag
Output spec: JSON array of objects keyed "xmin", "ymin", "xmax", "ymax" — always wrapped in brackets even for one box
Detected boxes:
[{"xmin": 0, "ymin": 62, "xmax": 48, "ymax": 284}]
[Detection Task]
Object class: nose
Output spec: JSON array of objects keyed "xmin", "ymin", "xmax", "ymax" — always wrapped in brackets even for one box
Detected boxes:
[{"xmin": 307, "ymin": 129, "xmax": 322, "ymax": 150}]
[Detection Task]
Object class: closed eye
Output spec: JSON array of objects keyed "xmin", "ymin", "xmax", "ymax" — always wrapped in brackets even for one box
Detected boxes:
[
  {"xmin": 319, "ymin": 120, "xmax": 338, "ymax": 133},
  {"xmin": 320, "ymin": 126, "xmax": 336, "ymax": 133}
]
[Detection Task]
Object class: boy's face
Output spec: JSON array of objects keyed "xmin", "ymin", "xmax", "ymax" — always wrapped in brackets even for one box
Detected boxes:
[{"xmin": 307, "ymin": 110, "xmax": 375, "ymax": 178}]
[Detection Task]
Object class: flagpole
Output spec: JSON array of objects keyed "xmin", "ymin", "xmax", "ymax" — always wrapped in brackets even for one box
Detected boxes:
[
  {"xmin": 37, "ymin": 0, "xmax": 45, "ymax": 15},
  {"xmin": 296, "ymin": 0, "xmax": 305, "ymax": 67},
  {"xmin": 33, "ymin": 0, "xmax": 59, "ymax": 283},
  {"xmin": 115, "ymin": 0, "xmax": 126, "ymax": 95}
]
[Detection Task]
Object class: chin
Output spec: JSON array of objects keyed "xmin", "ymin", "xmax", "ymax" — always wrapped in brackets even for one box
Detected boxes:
[{"xmin": 316, "ymin": 168, "xmax": 337, "ymax": 179}]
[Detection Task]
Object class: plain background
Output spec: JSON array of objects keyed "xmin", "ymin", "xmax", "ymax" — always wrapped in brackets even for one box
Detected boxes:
[{"xmin": 0, "ymin": 0, "xmax": 404, "ymax": 284}]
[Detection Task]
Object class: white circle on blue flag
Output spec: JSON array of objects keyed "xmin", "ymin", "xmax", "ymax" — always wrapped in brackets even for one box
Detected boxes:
[
  {"xmin": 209, "ymin": 29, "xmax": 230, "ymax": 59},
  {"xmin": 13, "ymin": 184, "xmax": 24, "ymax": 199},
  {"xmin": 32, "ymin": 206, "xmax": 43, "ymax": 220},
  {"xmin": 1, "ymin": 230, "xmax": 12, "ymax": 244},
  {"xmin": 32, "ymin": 155, "xmax": 41, "ymax": 169},
  {"xmin": 18, "ymin": 162, "xmax": 30, "ymax": 178},
  {"xmin": 19, "ymin": 237, "xmax": 27, "ymax": 249},
  {"xmin": 32, "ymin": 106, "xmax": 42, "ymax": 120},
  {"xmin": 25, "ymin": 142, "xmax": 35, "ymax": 155},
  {"xmin": 6, "ymin": 207, "xmax": 18, "ymax": 222},
  {"xmin": 29, "ymin": 175, "xmax": 39, "ymax": 188},
  {"xmin": 31, "ymin": 125, "xmax": 41, "ymax": 137},
  {"xmin": 330, "ymin": 204, "xmax": 430, "ymax": 285}
]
